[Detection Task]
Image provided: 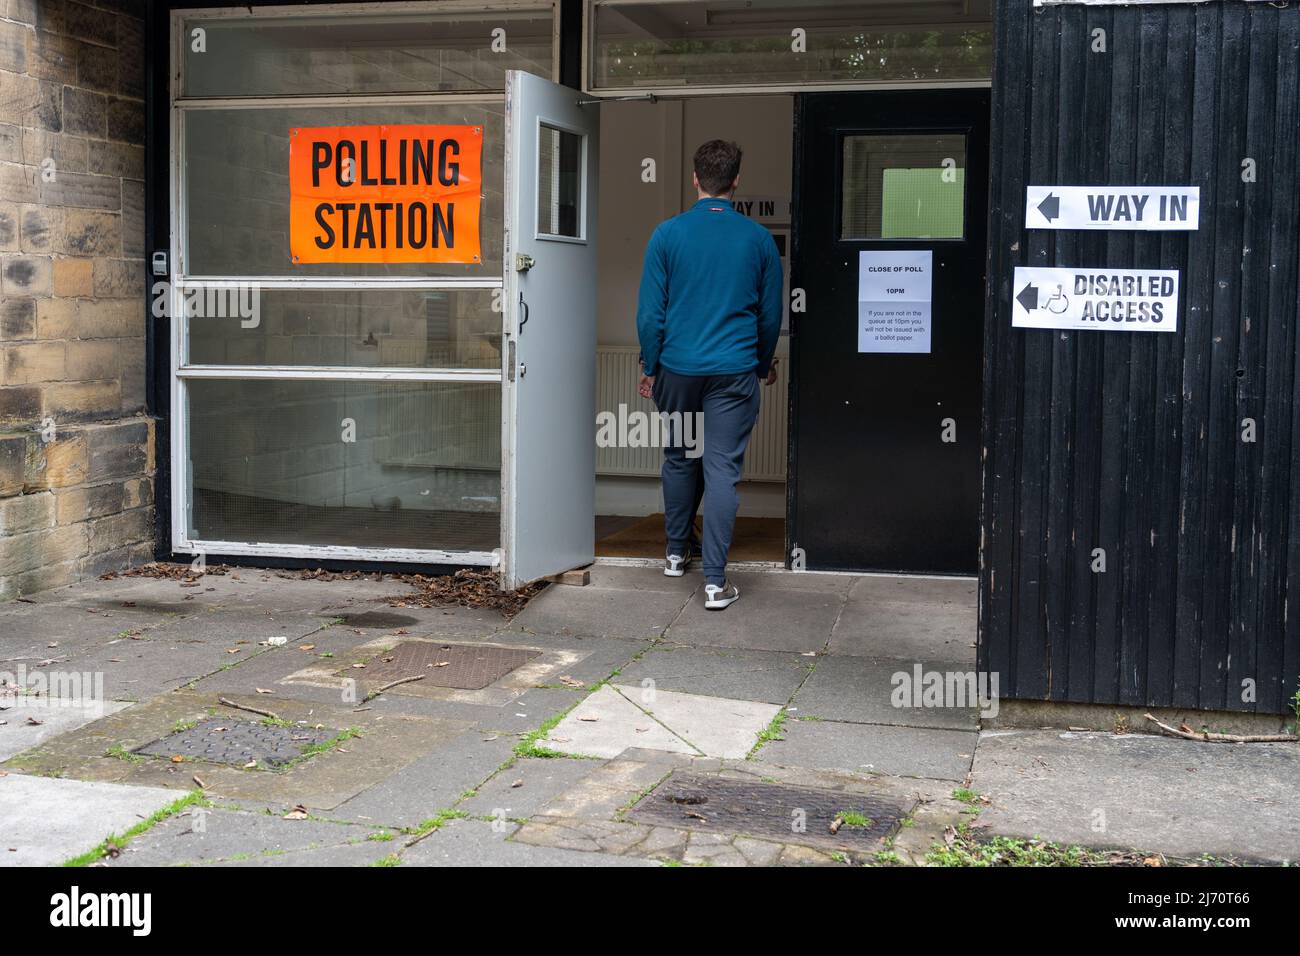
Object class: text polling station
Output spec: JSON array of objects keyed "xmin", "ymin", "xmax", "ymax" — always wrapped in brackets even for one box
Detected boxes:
[{"xmin": 289, "ymin": 124, "xmax": 483, "ymax": 265}]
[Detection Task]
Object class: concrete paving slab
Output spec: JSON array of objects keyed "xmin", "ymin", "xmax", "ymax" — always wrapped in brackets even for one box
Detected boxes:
[
  {"xmin": 791, "ymin": 656, "xmax": 980, "ymax": 730},
  {"xmin": 210, "ymin": 840, "xmax": 399, "ymax": 867},
  {"xmin": 612, "ymin": 685, "xmax": 780, "ymax": 759},
  {"xmin": 405, "ymin": 817, "xmax": 655, "ymax": 866},
  {"xmin": 459, "ymin": 755, "xmax": 598, "ymax": 820},
  {"xmin": 971, "ymin": 730, "xmax": 1300, "ymax": 863},
  {"xmin": 739, "ymin": 571, "xmax": 860, "ymax": 595},
  {"xmin": 830, "ymin": 576, "xmax": 977, "ymax": 662},
  {"xmin": 665, "ymin": 573, "xmax": 844, "ymax": 653},
  {"xmin": 330, "ymin": 730, "xmax": 519, "ymax": 829},
  {"xmin": 541, "ymin": 685, "xmax": 700, "ymax": 759},
  {"xmin": 585, "ymin": 564, "xmax": 702, "ymax": 594},
  {"xmin": 57, "ymin": 634, "xmax": 278, "ymax": 702},
  {"xmin": 0, "ymin": 773, "xmax": 182, "ymax": 866},
  {"xmin": 512, "ymin": 584, "xmax": 690, "ymax": 641},
  {"xmin": 509, "ymin": 580, "xmax": 691, "ymax": 639},
  {"xmin": 0, "ymin": 699, "xmax": 132, "ymax": 761},
  {"xmin": 757, "ymin": 718, "xmax": 976, "ymax": 781},
  {"xmin": 616, "ymin": 644, "xmax": 814, "ymax": 705},
  {"xmin": 107, "ymin": 806, "xmax": 379, "ymax": 866},
  {"xmin": 0, "ymin": 601, "xmax": 191, "ymax": 662}
]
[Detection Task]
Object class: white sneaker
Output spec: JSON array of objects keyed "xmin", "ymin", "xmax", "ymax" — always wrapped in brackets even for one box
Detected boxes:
[
  {"xmin": 664, "ymin": 547, "xmax": 692, "ymax": 577},
  {"xmin": 704, "ymin": 581, "xmax": 740, "ymax": 610}
]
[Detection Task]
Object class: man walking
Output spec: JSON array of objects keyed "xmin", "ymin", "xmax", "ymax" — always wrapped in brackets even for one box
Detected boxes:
[{"xmin": 636, "ymin": 140, "xmax": 783, "ymax": 610}]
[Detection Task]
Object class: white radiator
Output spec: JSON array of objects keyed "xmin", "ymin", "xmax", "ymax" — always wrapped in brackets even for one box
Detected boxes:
[
  {"xmin": 377, "ymin": 343, "xmax": 788, "ymax": 482},
  {"xmin": 595, "ymin": 345, "xmax": 788, "ymax": 482}
]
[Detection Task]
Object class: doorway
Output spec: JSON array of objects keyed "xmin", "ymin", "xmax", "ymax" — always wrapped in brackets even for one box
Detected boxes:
[
  {"xmin": 790, "ymin": 90, "xmax": 990, "ymax": 574},
  {"xmin": 590, "ymin": 94, "xmax": 793, "ymax": 565}
]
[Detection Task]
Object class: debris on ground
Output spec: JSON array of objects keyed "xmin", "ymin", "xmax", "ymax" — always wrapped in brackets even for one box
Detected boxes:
[
  {"xmin": 386, "ymin": 569, "xmax": 544, "ymax": 618},
  {"xmin": 101, "ymin": 562, "xmax": 229, "ymax": 582},
  {"xmin": 102, "ymin": 563, "xmax": 544, "ymax": 618}
]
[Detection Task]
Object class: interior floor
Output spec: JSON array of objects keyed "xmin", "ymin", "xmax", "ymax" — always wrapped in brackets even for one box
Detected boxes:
[
  {"xmin": 595, "ymin": 513, "xmax": 785, "ymax": 562},
  {"xmin": 192, "ymin": 489, "xmax": 499, "ymax": 552}
]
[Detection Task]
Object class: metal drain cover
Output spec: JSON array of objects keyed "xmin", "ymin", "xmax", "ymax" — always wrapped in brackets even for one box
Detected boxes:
[
  {"xmin": 346, "ymin": 641, "xmax": 539, "ymax": 690},
  {"xmin": 629, "ymin": 773, "xmax": 913, "ymax": 852},
  {"xmin": 135, "ymin": 717, "xmax": 336, "ymax": 770}
]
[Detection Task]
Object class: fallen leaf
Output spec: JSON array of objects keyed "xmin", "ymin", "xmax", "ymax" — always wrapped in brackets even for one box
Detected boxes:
[
  {"xmin": 225, "ymin": 647, "xmax": 241, "ymax": 654},
  {"xmin": 510, "ymin": 779, "xmax": 524, "ymax": 788},
  {"xmin": 255, "ymin": 688, "xmax": 274, "ymax": 695},
  {"xmin": 170, "ymin": 755, "xmax": 185, "ymax": 763},
  {"xmin": 25, "ymin": 717, "xmax": 43, "ymax": 726},
  {"xmin": 243, "ymin": 760, "xmax": 258, "ymax": 769},
  {"xmin": 558, "ymin": 676, "xmax": 585, "ymax": 688},
  {"xmin": 298, "ymin": 644, "xmax": 316, "ymax": 652}
]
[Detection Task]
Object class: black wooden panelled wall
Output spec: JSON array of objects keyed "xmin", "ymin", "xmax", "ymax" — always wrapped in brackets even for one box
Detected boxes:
[{"xmin": 980, "ymin": 1, "xmax": 1300, "ymax": 714}]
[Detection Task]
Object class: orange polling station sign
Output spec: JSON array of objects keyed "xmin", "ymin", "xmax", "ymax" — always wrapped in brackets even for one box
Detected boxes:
[{"xmin": 289, "ymin": 124, "xmax": 482, "ymax": 265}]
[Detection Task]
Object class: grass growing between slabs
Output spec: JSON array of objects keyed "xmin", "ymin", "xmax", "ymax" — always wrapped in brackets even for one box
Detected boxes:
[{"xmin": 63, "ymin": 791, "xmax": 207, "ymax": 867}]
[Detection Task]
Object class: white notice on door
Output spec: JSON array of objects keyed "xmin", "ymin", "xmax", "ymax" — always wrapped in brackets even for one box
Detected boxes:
[{"xmin": 858, "ymin": 250, "xmax": 932, "ymax": 354}]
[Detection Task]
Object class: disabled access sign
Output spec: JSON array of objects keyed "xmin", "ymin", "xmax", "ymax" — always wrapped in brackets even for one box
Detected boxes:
[{"xmin": 1012, "ymin": 266, "xmax": 1179, "ymax": 333}]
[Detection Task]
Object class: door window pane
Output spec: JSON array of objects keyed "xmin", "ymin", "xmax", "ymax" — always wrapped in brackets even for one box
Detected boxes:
[
  {"xmin": 184, "ymin": 105, "xmax": 503, "ymax": 278},
  {"xmin": 187, "ymin": 379, "xmax": 500, "ymax": 551},
  {"xmin": 590, "ymin": 0, "xmax": 992, "ymax": 91},
  {"xmin": 186, "ymin": 288, "xmax": 501, "ymax": 369},
  {"xmin": 181, "ymin": 7, "xmax": 555, "ymax": 97},
  {"xmin": 537, "ymin": 124, "xmax": 582, "ymax": 238},
  {"xmin": 841, "ymin": 133, "xmax": 966, "ymax": 239}
]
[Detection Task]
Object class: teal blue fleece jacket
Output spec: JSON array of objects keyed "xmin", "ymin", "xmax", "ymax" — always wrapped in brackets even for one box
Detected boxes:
[{"xmin": 636, "ymin": 198, "xmax": 784, "ymax": 378}]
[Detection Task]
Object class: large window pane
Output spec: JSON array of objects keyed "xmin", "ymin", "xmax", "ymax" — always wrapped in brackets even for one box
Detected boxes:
[
  {"xmin": 590, "ymin": 0, "xmax": 992, "ymax": 90},
  {"xmin": 186, "ymin": 288, "xmax": 501, "ymax": 369},
  {"xmin": 184, "ymin": 105, "xmax": 503, "ymax": 278},
  {"xmin": 841, "ymin": 134, "xmax": 966, "ymax": 239},
  {"xmin": 182, "ymin": 7, "xmax": 554, "ymax": 97},
  {"xmin": 187, "ymin": 379, "xmax": 500, "ymax": 551}
]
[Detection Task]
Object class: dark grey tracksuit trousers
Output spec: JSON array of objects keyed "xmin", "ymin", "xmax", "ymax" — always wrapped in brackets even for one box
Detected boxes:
[{"xmin": 652, "ymin": 367, "xmax": 762, "ymax": 587}]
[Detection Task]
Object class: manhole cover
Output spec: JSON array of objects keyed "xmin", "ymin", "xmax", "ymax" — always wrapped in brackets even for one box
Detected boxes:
[
  {"xmin": 135, "ymin": 717, "xmax": 337, "ymax": 770},
  {"xmin": 629, "ymin": 773, "xmax": 913, "ymax": 852},
  {"xmin": 344, "ymin": 642, "xmax": 538, "ymax": 690}
]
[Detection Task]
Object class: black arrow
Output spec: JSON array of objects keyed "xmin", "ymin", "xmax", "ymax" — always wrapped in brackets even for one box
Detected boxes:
[
  {"xmin": 1016, "ymin": 284, "xmax": 1039, "ymax": 313},
  {"xmin": 1037, "ymin": 193, "xmax": 1060, "ymax": 222}
]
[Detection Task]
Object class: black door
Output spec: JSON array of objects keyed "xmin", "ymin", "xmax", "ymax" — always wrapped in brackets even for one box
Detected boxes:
[{"xmin": 790, "ymin": 90, "xmax": 989, "ymax": 574}]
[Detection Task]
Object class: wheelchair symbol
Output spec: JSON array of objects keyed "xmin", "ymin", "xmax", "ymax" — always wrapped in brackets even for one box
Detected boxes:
[{"xmin": 1044, "ymin": 284, "xmax": 1069, "ymax": 314}]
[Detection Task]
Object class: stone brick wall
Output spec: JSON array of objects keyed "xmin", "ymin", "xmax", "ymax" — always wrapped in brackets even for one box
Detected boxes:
[{"xmin": 0, "ymin": 0, "xmax": 153, "ymax": 599}]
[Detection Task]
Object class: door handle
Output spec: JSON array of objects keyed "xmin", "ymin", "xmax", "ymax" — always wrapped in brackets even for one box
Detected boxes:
[{"xmin": 518, "ymin": 290, "xmax": 529, "ymax": 333}]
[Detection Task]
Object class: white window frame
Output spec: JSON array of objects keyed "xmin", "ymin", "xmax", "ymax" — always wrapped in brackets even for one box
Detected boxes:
[
  {"xmin": 581, "ymin": 0, "xmax": 994, "ymax": 97},
  {"xmin": 169, "ymin": 0, "xmax": 559, "ymax": 566}
]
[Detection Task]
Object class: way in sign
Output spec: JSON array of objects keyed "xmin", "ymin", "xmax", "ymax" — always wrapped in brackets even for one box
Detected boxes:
[
  {"xmin": 1025, "ymin": 186, "xmax": 1200, "ymax": 231},
  {"xmin": 1012, "ymin": 266, "xmax": 1179, "ymax": 333}
]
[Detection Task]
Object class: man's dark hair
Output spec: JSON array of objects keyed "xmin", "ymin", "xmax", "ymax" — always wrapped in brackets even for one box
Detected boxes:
[{"xmin": 693, "ymin": 140, "xmax": 742, "ymax": 196}]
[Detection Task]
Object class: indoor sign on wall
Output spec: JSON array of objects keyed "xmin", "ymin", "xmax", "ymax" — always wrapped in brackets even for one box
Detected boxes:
[
  {"xmin": 1014, "ymin": 184, "xmax": 1199, "ymax": 333},
  {"xmin": 289, "ymin": 124, "xmax": 483, "ymax": 265}
]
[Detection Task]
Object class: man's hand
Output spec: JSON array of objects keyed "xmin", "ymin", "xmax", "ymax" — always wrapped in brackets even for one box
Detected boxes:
[
  {"xmin": 763, "ymin": 358, "xmax": 779, "ymax": 386},
  {"xmin": 638, "ymin": 374, "xmax": 654, "ymax": 399}
]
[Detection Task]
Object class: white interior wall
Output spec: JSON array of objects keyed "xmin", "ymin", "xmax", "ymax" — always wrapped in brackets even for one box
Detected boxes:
[{"xmin": 594, "ymin": 95, "xmax": 794, "ymax": 519}]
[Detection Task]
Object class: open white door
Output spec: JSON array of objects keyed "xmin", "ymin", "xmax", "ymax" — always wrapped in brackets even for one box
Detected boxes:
[{"xmin": 501, "ymin": 71, "xmax": 600, "ymax": 588}]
